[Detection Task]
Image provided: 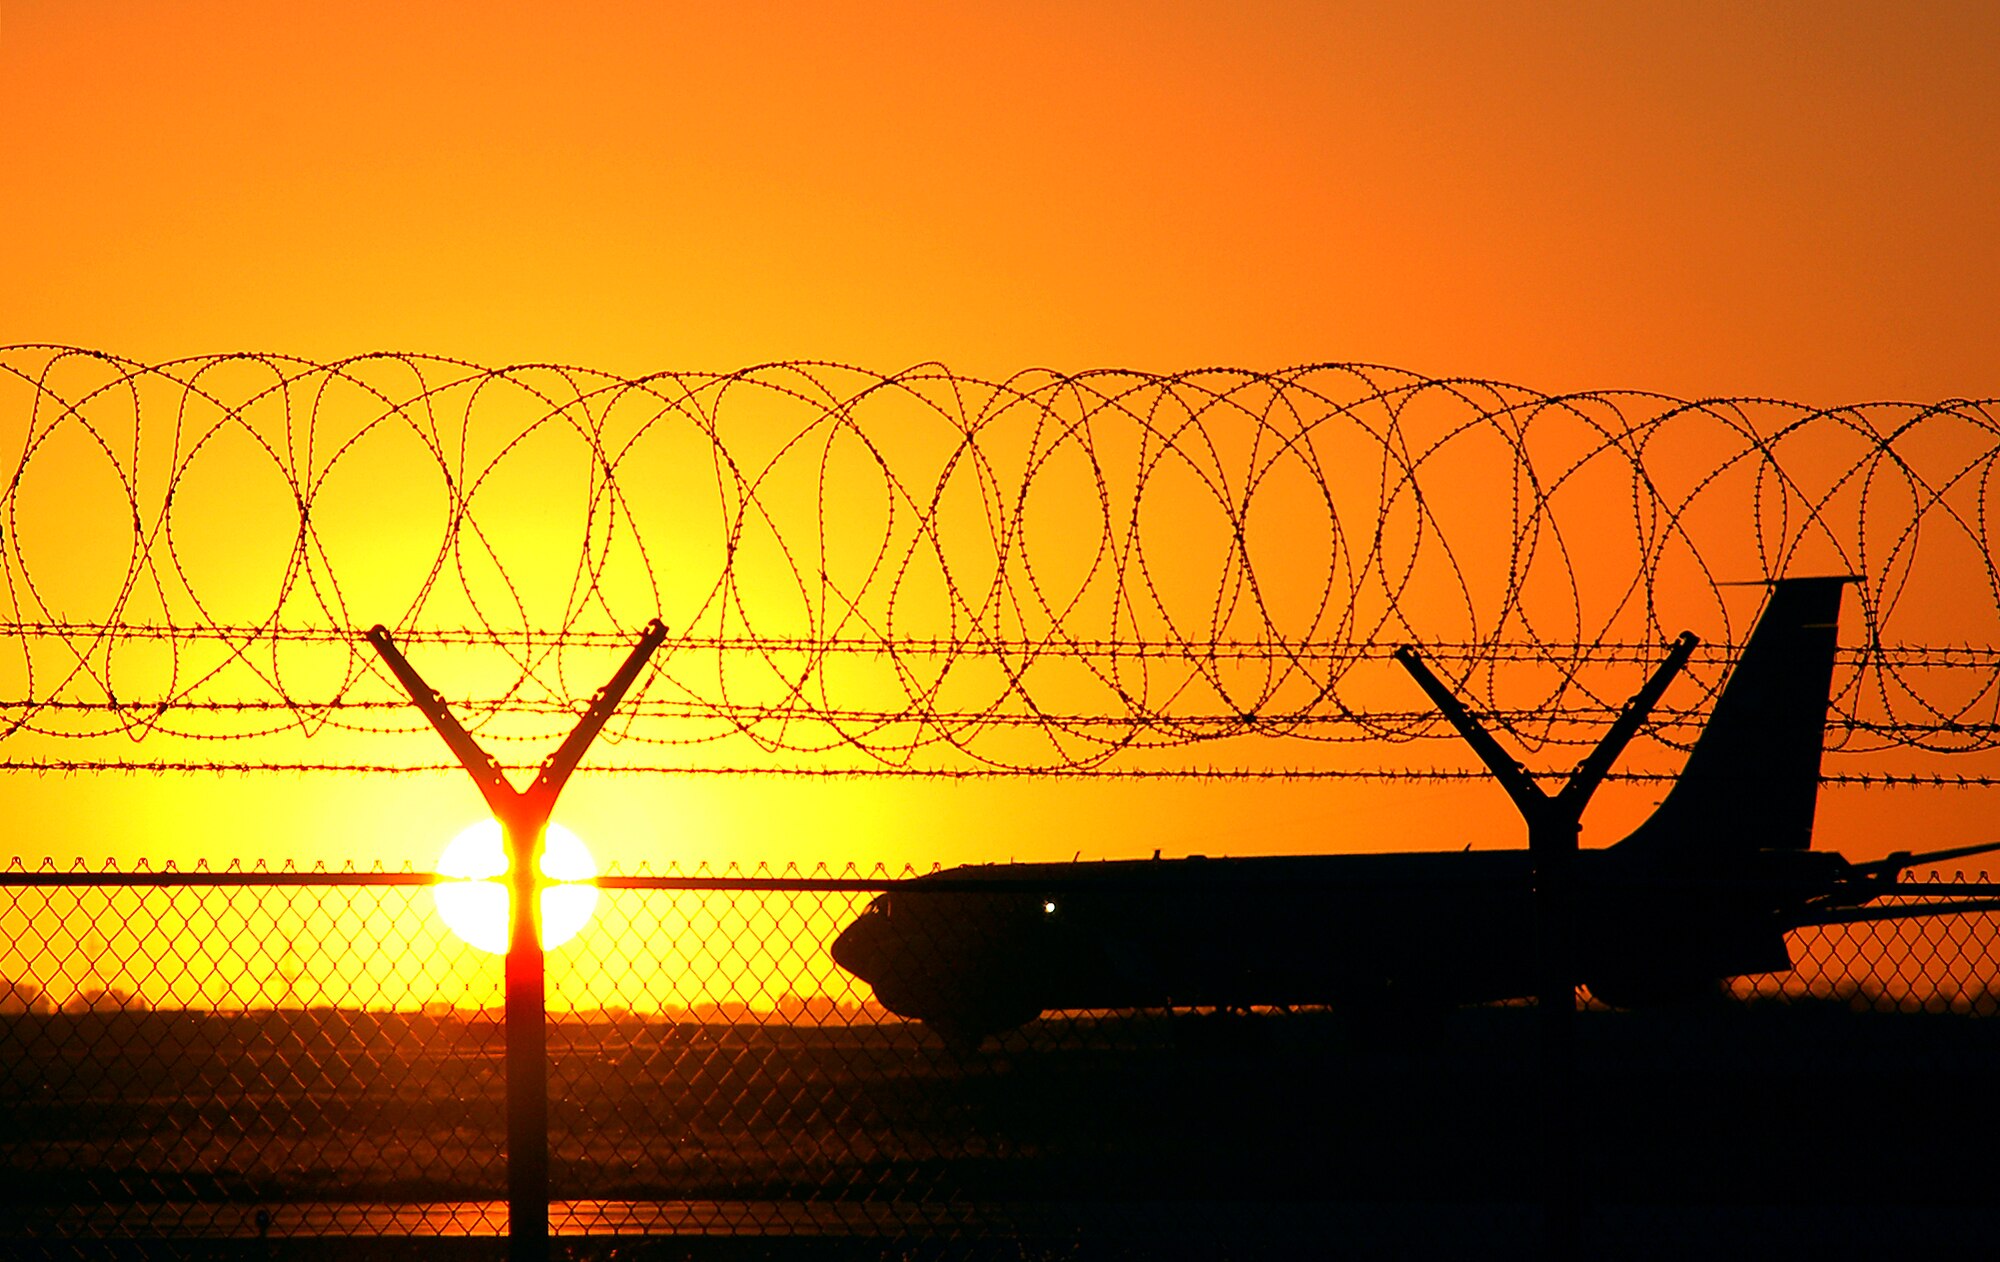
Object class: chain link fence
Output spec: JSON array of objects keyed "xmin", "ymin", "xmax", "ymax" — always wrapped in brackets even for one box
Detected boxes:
[{"xmin": 3, "ymin": 861, "xmax": 1997, "ymax": 1252}]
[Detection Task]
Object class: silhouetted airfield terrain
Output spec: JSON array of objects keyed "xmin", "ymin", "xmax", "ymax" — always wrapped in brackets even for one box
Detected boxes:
[{"xmin": 3, "ymin": 999, "xmax": 1996, "ymax": 1257}]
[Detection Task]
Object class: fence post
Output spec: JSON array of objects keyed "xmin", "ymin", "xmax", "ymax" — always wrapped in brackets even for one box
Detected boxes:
[
  {"xmin": 1527, "ymin": 806, "xmax": 1579, "ymax": 1262},
  {"xmin": 504, "ymin": 815, "xmax": 549, "ymax": 1260},
  {"xmin": 366, "ymin": 619, "xmax": 667, "ymax": 1262},
  {"xmin": 1394, "ymin": 634, "xmax": 1695, "ymax": 1262}
]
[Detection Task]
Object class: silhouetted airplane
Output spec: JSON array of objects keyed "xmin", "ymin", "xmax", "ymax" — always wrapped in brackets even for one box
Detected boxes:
[{"xmin": 831, "ymin": 577, "xmax": 2000, "ymax": 1047}]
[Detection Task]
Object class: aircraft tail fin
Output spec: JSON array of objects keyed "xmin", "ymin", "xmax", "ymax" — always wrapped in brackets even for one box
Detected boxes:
[{"xmin": 1615, "ymin": 577, "xmax": 1847, "ymax": 861}]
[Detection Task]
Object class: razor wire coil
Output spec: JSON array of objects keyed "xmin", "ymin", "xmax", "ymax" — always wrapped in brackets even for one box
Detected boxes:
[{"xmin": 4, "ymin": 347, "xmax": 1999, "ymax": 778}]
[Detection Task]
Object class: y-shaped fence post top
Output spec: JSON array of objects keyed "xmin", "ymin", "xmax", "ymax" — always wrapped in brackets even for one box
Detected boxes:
[
  {"xmin": 365, "ymin": 616, "xmax": 669, "ymax": 940},
  {"xmin": 1391, "ymin": 632, "xmax": 1698, "ymax": 845},
  {"xmin": 364, "ymin": 617, "xmax": 668, "ymax": 828}
]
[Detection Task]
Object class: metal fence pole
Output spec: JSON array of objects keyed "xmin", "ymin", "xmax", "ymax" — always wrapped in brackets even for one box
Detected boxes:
[
  {"xmin": 1530, "ymin": 808, "xmax": 1579, "ymax": 1262},
  {"xmin": 505, "ymin": 817, "xmax": 549, "ymax": 1261},
  {"xmin": 1394, "ymin": 635, "xmax": 1693, "ymax": 1262},
  {"xmin": 367, "ymin": 619, "xmax": 665, "ymax": 1262}
]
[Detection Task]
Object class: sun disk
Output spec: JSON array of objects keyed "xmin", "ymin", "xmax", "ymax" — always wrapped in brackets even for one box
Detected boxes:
[{"xmin": 432, "ymin": 820, "xmax": 599, "ymax": 954}]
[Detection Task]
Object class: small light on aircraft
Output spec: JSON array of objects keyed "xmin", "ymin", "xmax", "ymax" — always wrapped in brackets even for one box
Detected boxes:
[{"xmin": 1043, "ymin": 899, "xmax": 1058, "ymax": 915}]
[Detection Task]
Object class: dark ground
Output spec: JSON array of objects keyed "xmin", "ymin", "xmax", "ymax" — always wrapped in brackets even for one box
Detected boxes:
[{"xmin": 4, "ymin": 1000, "xmax": 1996, "ymax": 1259}]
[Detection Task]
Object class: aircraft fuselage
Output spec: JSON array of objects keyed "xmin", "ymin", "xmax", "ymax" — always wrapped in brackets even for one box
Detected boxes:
[{"xmin": 831, "ymin": 847, "xmax": 1854, "ymax": 1039}]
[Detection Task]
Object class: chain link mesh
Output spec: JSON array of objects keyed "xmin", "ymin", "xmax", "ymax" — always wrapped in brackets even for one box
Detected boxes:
[{"xmin": 2, "ymin": 864, "xmax": 1995, "ymax": 1248}]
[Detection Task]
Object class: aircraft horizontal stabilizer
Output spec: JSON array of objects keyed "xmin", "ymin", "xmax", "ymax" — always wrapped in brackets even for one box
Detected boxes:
[
  {"xmin": 1849, "ymin": 839, "xmax": 2000, "ymax": 877},
  {"xmin": 1788, "ymin": 839, "xmax": 2000, "ymax": 927}
]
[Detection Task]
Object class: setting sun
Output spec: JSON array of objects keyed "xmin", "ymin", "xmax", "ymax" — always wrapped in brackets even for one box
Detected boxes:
[{"xmin": 432, "ymin": 820, "xmax": 600, "ymax": 954}]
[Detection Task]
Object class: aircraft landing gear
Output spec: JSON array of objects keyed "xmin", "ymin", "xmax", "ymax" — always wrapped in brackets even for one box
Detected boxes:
[
  {"xmin": 917, "ymin": 997, "xmax": 1042, "ymax": 1054},
  {"xmin": 922, "ymin": 1017, "xmax": 990, "ymax": 1055}
]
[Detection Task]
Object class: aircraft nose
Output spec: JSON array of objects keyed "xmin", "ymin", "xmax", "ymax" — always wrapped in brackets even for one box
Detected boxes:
[{"xmin": 831, "ymin": 911, "xmax": 885, "ymax": 982}]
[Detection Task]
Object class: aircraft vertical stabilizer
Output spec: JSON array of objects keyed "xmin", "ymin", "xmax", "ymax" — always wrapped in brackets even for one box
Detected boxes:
[{"xmin": 1615, "ymin": 576, "xmax": 1846, "ymax": 860}]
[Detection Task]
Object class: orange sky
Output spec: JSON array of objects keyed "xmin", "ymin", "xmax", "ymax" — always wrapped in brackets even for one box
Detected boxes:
[{"xmin": 3, "ymin": 2, "xmax": 1998, "ymax": 875}]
